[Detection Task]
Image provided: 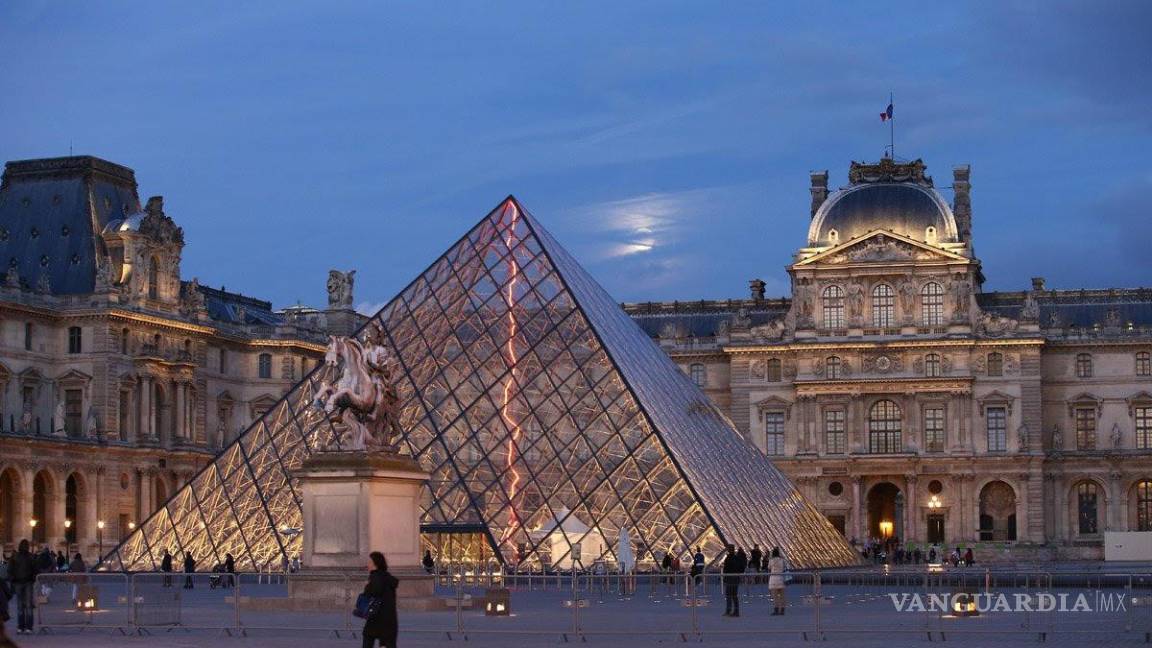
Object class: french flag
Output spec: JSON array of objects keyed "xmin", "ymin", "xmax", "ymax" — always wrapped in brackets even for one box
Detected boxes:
[{"xmin": 880, "ymin": 103, "xmax": 893, "ymax": 122}]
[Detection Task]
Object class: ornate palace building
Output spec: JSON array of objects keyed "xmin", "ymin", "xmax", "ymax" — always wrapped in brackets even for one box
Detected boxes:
[
  {"xmin": 0, "ymin": 156, "xmax": 363, "ymax": 557},
  {"xmin": 626, "ymin": 158, "xmax": 1152, "ymax": 559}
]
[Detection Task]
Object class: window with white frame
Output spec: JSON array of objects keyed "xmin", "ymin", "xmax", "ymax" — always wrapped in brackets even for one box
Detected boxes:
[
  {"xmin": 921, "ymin": 282, "xmax": 944, "ymax": 326},
  {"xmin": 764, "ymin": 411, "xmax": 785, "ymax": 456},
  {"xmin": 1138, "ymin": 352, "xmax": 1151, "ymax": 377},
  {"xmin": 823, "ymin": 285, "xmax": 845, "ymax": 329},
  {"xmin": 925, "ymin": 353, "xmax": 941, "ymax": 377},
  {"xmin": 1135, "ymin": 405, "xmax": 1151, "ymax": 449},
  {"xmin": 824, "ymin": 409, "xmax": 846, "ymax": 454},
  {"xmin": 924, "ymin": 405, "xmax": 945, "ymax": 451},
  {"xmin": 1076, "ymin": 353, "xmax": 1093, "ymax": 378}
]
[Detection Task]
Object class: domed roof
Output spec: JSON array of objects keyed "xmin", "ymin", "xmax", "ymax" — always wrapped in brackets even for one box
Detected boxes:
[
  {"xmin": 807, "ymin": 163, "xmax": 958, "ymax": 247},
  {"xmin": 102, "ymin": 210, "xmax": 145, "ymax": 234}
]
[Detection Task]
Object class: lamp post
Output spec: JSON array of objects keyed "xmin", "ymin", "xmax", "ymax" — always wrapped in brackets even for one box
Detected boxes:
[
  {"xmin": 97, "ymin": 520, "xmax": 105, "ymax": 558},
  {"xmin": 65, "ymin": 518, "xmax": 73, "ymax": 551},
  {"xmin": 29, "ymin": 518, "xmax": 38, "ymax": 546}
]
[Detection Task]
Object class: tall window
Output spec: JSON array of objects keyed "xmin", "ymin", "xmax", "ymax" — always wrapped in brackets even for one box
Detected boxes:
[
  {"xmin": 1075, "ymin": 407, "xmax": 1096, "ymax": 450},
  {"xmin": 766, "ymin": 358, "xmax": 782, "ymax": 382},
  {"xmin": 868, "ymin": 399, "xmax": 902, "ymax": 454},
  {"xmin": 1138, "ymin": 352, "xmax": 1151, "ymax": 377},
  {"xmin": 986, "ymin": 406, "xmax": 1007, "ymax": 452},
  {"xmin": 825, "ymin": 356, "xmax": 842, "ymax": 380},
  {"xmin": 148, "ymin": 257, "xmax": 160, "ymax": 300},
  {"xmin": 24, "ymin": 322, "xmax": 32, "ymax": 351},
  {"xmin": 220, "ymin": 348, "xmax": 228, "ymax": 375},
  {"xmin": 987, "ymin": 352, "xmax": 1003, "ymax": 376},
  {"xmin": 1137, "ymin": 481, "xmax": 1152, "ymax": 532},
  {"xmin": 64, "ymin": 389, "xmax": 83, "ymax": 436},
  {"xmin": 121, "ymin": 327, "xmax": 129, "ymax": 354},
  {"xmin": 689, "ymin": 363, "xmax": 706, "ymax": 386},
  {"xmin": 872, "ymin": 284, "xmax": 894, "ymax": 327},
  {"xmin": 824, "ymin": 409, "xmax": 846, "ymax": 454},
  {"xmin": 822, "ymin": 286, "xmax": 845, "ymax": 329},
  {"xmin": 67, "ymin": 326, "xmax": 82, "ymax": 354},
  {"xmin": 1076, "ymin": 353, "xmax": 1093, "ymax": 378},
  {"xmin": 258, "ymin": 353, "xmax": 272, "ymax": 379},
  {"xmin": 925, "ymin": 353, "xmax": 941, "ymax": 377},
  {"xmin": 1135, "ymin": 406, "xmax": 1151, "ymax": 449},
  {"xmin": 764, "ymin": 411, "xmax": 784, "ymax": 456},
  {"xmin": 118, "ymin": 390, "xmax": 131, "ymax": 441},
  {"xmin": 1076, "ymin": 482, "xmax": 1099, "ymax": 535},
  {"xmin": 924, "ymin": 406, "xmax": 945, "ymax": 452},
  {"xmin": 921, "ymin": 282, "xmax": 944, "ymax": 326}
]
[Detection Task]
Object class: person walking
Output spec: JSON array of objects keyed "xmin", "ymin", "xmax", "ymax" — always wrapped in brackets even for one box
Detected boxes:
[
  {"xmin": 182, "ymin": 552, "xmax": 196, "ymax": 589},
  {"xmin": 224, "ymin": 553, "xmax": 236, "ymax": 588},
  {"xmin": 9, "ymin": 540, "xmax": 38, "ymax": 635},
  {"xmin": 767, "ymin": 547, "xmax": 786, "ymax": 615},
  {"xmin": 421, "ymin": 550, "xmax": 434, "ymax": 574},
  {"xmin": 362, "ymin": 552, "xmax": 399, "ymax": 648},
  {"xmin": 963, "ymin": 548, "xmax": 974, "ymax": 566},
  {"xmin": 721, "ymin": 544, "xmax": 742, "ymax": 617},
  {"xmin": 690, "ymin": 547, "xmax": 705, "ymax": 585},
  {"xmin": 749, "ymin": 544, "xmax": 763, "ymax": 574},
  {"xmin": 161, "ymin": 549, "xmax": 173, "ymax": 587}
]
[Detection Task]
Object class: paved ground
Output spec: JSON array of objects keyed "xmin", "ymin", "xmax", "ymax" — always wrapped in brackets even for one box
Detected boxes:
[{"xmin": 10, "ymin": 567, "xmax": 1150, "ymax": 647}]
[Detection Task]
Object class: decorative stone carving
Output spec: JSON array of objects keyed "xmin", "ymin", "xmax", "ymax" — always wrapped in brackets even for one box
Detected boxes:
[
  {"xmin": 36, "ymin": 271, "xmax": 51, "ymax": 294},
  {"xmin": 5, "ymin": 266, "xmax": 20, "ymax": 289},
  {"xmin": 140, "ymin": 197, "xmax": 185, "ymax": 246},
  {"xmin": 792, "ymin": 278, "xmax": 815, "ymax": 328},
  {"xmin": 659, "ymin": 321, "xmax": 686, "ymax": 340},
  {"xmin": 977, "ymin": 311, "xmax": 1018, "ymax": 336},
  {"xmin": 824, "ymin": 234, "xmax": 937, "ymax": 265},
  {"xmin": 1104, "ymin": 307, "xmax": 1122, "ymax": 329},
  {"xmin": 179, "ymin": 278, "xmax": 207, "ymax": 318},
  {"xmin": 313, "ymin": 320, "xmax": 402, "ymax": 451},
  {"xmin": 1110, "ymin": 422, "xmax": 1122, "ymax": 449},
  {"xmin": 782, "ymin": 360, "xmax": 797, "ymax": 379},
  {"xmin": 749, "ymin": 359, "xmax": 766, "ymax": 380},
  {"xmin": 749, "ymin": 318, "xmax": 785, "ymax": 339},
  {"xmin": 1051, "ymin": 425, "xmax": 1063, "ymax": 451},
  {"xmin": 327, "ymin": 270, "xmax": 356, "ymax": 309},
  {"xmin": 94, "ymin": 261, "xmax": 114, "ymax": 291},
  {"xmin": 899, "ymin": 277, "xmax": 917, "ymax": 323},
  {"xmin": 847, "ymin": 283, "xmax": 865, "ymax": 322},
  {"xmin": 20, "ymin": 405, "xmax": 32, "ymax": 433},
  {"xmin": 85, "ymin": 408, "xmax": 100, "ymax": 438},
  {"xmin": 972, "ymin": 354, "xmax": 986, "ymax": 374},
  {"xmin": 54, "ymin": 401, "xmax": 65, "ymax": 435},
  {"xmin": 950, "ymin": 276, "xmax": 971, "ymax": 321},
  {"xmin": 1003, "ymin": 354, "xmax": 1018, "ymax": 375},
  {"xmin": 730, "ymin": 307, "xmax": 752, "ymax": 332},
  {"xmin": 1017, "ymin": 423, "xmax": 1028, "ymax": 451},
  {"xmin": 863, "ymin": 354, "xmax": 902, "ymax": 374},
  {"xmin": 1020, "ymin": 291, "xmax": 1040, "ymax": 321}
]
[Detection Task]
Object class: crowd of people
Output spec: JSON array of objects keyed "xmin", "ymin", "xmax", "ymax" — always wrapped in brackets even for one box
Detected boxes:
[
  {"xmin": 0, "ymin": 541, "xmax": 90, "ymax": 636},
  {"xmin": 653, "ymin": 544, "xmax": 789, "ymax": 618},
  {"xmin": 852, "ymin": 537, "xmax": 977, "ymax": 567}
]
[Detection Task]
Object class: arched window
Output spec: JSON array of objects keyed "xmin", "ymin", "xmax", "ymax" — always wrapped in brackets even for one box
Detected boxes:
[
  {"xmin": 689, "ymin": 363, "xmax": 706, "ymax": 386},
  {"xmin": 1136, "ymin": 481, "xmax": 1152, "ymax": 532},
  {"xmin": 258, "ymin": 353, "xmax": 273, "ymax": 379},
  {"xmin": 1076, "ymin": 482, "xmax": 1099, "ymax": 535},
  {"xmin": 822, "ymin": 285, "xmax": 845, "ymax": 329},
  {"xmin": 825, "ymin": 356, "xmax": 842, "ymax": 380},
  {"xmin": 921, "ymin": 282, "xmax": 944, "ymax": 326},
  {"xmin": 1076, "ymin": 353, "xmax": 1093, "ymax": 378},
  {"xmin": 868, "ymin": 399, "xmax": 902, "ymax": 453},
  {"xmin": 148, "ymin": 257, "xmax": 160, "ymax": 300},
  {"xmin": 872, "ymin": 284, "xmax": 894, "ymax": 328},
  {"xmin": 987, "ymin": 352, "xmax": 1003, "ymax": 377},
  {"xmin": 766, "ymin": 358, "xmax": 782, "ymax": 382},
  {"xmin": 925, "ymin": 353, "xmax": 941, "ymax": 377},
  {"xmin": 1137, "ymin": 352, "xmax": 1151, "ymax": 377}
]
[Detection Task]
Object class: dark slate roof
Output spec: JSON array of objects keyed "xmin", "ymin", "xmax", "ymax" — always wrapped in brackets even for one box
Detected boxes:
[
  {"xmin": 0, "ymin": 156, "xmax": 140, "ymax": 294},
  {"xmin": 811, "ymin": 182, "xmax": 955, "ymax": 246},
  {"xmin": 625, "ymin": 299, "xmax": 790, "ymax": 338},
  {"xmin": 978, "ymin": 289, "xmax": 1152, "ymax": 331},
  {"xmin": 198, "ymin": 284, "xmax": 284, "ymax": 326}
]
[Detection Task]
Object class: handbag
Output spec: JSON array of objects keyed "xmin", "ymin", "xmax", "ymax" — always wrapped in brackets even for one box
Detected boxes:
[{"xmin": 353, "ymin": 593, "xmax": 382, "ymax": 620}]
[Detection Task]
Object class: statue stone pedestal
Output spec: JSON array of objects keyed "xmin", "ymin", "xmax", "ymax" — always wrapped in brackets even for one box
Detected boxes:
[{"xmin": 286, "ymin": 451, "xmax": 439, "ymax": 611}]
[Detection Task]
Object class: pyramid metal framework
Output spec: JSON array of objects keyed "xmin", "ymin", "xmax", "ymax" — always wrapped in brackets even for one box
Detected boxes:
[{"xmin": 103, "ymin": 198, "xmax": 859, "ymax": 571}]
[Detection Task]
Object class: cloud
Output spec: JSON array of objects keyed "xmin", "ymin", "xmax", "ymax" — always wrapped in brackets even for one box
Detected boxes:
[{"xmin": 355, "ymin": 301, "xmax": 388, "ymax": 316}]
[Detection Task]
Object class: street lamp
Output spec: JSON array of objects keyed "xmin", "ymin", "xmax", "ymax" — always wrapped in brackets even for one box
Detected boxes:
[
  {"xmin": 928, "ymin": 495, "xmax": 942, "ymax": 509},
  {"xmin": 879, "ymin": 520, "xmax": 894, "ymax": 539},
  {"xmin": 128, "ymin": 521, "xmax": 136, "ymax": 530},
  {"xmin": 97, "ymin": 520, "xmax": 105, "ymax": 557}
]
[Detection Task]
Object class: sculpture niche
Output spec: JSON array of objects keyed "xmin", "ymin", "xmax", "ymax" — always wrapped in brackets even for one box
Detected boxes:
[{"xmin": 313, "ymin": 321, "xmax": 403, "ymax": 452}]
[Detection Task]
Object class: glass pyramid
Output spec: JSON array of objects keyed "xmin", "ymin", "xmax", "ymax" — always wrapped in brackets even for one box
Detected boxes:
[{"xmin": 102, "ymin": 197, "xmax": 859, "ymax": 571}]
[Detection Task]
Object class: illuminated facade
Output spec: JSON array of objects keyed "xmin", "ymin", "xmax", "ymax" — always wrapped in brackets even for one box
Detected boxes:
[
  {"xmin": 0, "ymin": 156, "xmax": 357, "ymax": 557},
  {"xmin": 104, "ymin": 197, "xmax": 859, "ymax": 572},
  {"xmin": 626, "ymin": 159, "xmax": 1152, "ymax": 559}
]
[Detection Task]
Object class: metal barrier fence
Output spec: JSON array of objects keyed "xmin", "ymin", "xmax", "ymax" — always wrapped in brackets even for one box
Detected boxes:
[{"xmin": 29, "ymin": 567, "xmax": 1152, "ymax": 641}]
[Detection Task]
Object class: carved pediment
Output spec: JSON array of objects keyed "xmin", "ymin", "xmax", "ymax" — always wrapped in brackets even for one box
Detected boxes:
[
  {"xmin": 797, "ymin": 231, "xmax": 967, "ymax": 267},
  {"xmin": 754, "ymin": 395, "xmax": 793, "ymax": 419}
]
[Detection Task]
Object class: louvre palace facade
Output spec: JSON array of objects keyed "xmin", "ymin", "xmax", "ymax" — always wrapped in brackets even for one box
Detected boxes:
[
  {"xmin": 626, "ymin": 158, "xmax": 1152, "ymax": 559},
  {"xmin": 0, "ymin": 156, "xmax": 363, "ymax": 557}
]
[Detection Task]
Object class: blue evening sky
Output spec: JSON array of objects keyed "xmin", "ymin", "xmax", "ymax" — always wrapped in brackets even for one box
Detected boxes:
[{"xmin": 1, "ymin": 2, "xmax": 1149, "ymax": 313}]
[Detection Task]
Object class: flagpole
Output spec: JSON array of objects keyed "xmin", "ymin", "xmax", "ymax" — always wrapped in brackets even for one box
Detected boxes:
[{"xmin": 889, "ymin": 92, "xmax": 894, "ymax": 160}]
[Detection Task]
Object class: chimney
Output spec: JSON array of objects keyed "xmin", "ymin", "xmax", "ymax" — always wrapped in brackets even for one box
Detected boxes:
[
  {"xmin": 952, "ymin": 165, "xmax": 971, "ymax": 242},
  {"xmin": 1031, "ymin": 277, "xmax": 1046, "ymax": 291},
  {"xmin": 749, "ymin": 279, "xmax": 766, "ymax": 301},
  {"xmin": 809, "ymin": 170, "xmax": 829, "ymax": 219}
]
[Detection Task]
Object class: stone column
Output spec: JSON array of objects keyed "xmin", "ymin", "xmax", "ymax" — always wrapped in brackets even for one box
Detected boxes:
[
  {"xmin": 82, "ymin": 468, "xmax": 99, "ymax": 551},
  {"xmin": 905, "ymin": 475, "xmax": 918, "ymax": 542},
  {"xmin": 52, "ymin": 472, "xmax": 67, "ymax": 547},
  {"xmin": 957, "ymin": 475, "xmax": 969, "ymax": 542},
  {"xmin": 851, "ymin": 476, "xmax": 863, "ymax": 541},
  {"xmin": 19, "ymin": 465, "xmax": 35, "ymax": 538},
  {"xmin": 1015, "ymin": 473, "xmax": 1030, "ymax": 542},
  {"xmin": 1109, "ymin": 471, "xmax": 1123, "ymax": 531},
  {"xmin": 139, "ymin": 377, "xmax": 153, "ymax": 441}
]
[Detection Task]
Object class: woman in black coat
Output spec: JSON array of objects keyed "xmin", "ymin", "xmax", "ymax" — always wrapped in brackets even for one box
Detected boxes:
[{"xmin": 362, "ymin": 551, "xmax": 399, "ymax": 648}]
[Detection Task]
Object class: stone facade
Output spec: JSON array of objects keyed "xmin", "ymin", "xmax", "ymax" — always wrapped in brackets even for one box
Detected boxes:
[
  {"xmin": 627, "ymin": 159, "xmax": 1152, "ymax": 559},
  {"xmin": 0, "ymin": 156, "xmax": 365, "ymax": 557}
]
